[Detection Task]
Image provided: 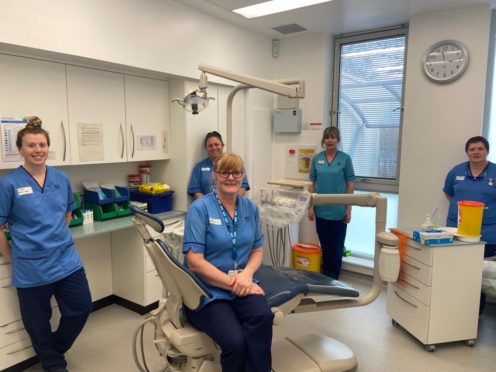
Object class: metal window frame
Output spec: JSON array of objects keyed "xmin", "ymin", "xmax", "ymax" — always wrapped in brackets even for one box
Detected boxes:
[
  {"xmin": 331, "ymin": 26, "xmax": 409, "ymax": 193},
  {"xmin": 482, "ymin": 10, "xmax": 496, "ymax": 139}
]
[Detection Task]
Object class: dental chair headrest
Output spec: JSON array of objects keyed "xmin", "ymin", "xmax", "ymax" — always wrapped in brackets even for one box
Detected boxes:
[{"xmin": 129, "ymin": 204, "xmax": 165, "ymax": 233}]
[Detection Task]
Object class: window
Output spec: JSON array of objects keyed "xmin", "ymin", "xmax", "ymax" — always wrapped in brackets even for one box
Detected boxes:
[{"xmin": 332, "ymin": 27, "xmax": 408, "ymax": 192}]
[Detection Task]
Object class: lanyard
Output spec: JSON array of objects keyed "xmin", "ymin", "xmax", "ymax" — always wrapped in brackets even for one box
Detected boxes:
[{"xmin": 214, "ymin": 191, "xmax": 238, "ymax": 269}]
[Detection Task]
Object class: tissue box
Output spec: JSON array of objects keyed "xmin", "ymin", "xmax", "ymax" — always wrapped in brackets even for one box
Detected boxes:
[{"xmin": 412, "ymin": 229, "xmax": 454, "ymax": 245}]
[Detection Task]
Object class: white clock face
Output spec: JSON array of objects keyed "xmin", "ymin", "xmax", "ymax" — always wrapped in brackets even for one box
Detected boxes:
[{"xmin": 423, "ymin": 41, "xmax": 469, "ymax": 83}]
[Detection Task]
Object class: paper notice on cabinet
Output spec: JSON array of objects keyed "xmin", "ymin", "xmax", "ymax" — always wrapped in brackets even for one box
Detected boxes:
[
  {"xmin": 1, "ymin": 118, "xmax": 25, "ymax": 162},
  {"xmin": 78, "ymin": 123, "xmax": 104, "ymax": 162},
  {"xmin": 137, "ymin": 135, "xmax": 156, "ymax": 151}
]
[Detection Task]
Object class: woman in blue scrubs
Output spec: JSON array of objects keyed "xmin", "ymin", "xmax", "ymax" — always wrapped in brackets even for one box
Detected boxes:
[
  {"xmin": 444, "ymin": 136, "xmax": 496, "ymax": 312},
  {"xmin": 308, "ymin": 127, "xmax": 355, "ymax": 279},
  {"xmin": 183, "ymin": 153, "xmax": 273, "ymax": 372},
  {"xmin": 187, "ymin": 131, "xmax": 250, "ymax": 200},
  {"xmin": 0, "ymin": 117, "xmax": 92, "ymax": 372}
]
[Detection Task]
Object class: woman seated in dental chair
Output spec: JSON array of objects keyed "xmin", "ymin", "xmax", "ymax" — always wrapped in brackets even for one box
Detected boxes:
[{"xmin": 182, "ymin": 152, "xmax": 274, "ymax": 372}]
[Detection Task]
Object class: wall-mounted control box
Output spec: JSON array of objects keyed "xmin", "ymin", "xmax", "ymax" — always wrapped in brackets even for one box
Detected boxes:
[{"xmin": 273, "ymin": 108, "xmax": 302, "ymax": 133}]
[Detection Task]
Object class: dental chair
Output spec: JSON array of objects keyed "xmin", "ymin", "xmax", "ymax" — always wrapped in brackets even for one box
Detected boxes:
[{"xmin": 130, "ymin": 193, "xmax": 399, "ymax": 372}]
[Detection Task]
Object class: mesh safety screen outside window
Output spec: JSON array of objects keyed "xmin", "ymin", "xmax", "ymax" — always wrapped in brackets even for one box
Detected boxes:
[{"xmin": 335, "ymin": 34, "xmax": 406, "ymax": 185}]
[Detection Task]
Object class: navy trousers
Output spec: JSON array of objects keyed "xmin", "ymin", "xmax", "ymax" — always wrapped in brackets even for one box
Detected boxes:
[
  {"xmin": 184, "ymin": 295, "xmax": 273, "ymax": 372},
  {"xmin": 316, "ymin": 217, "xmax": 348, "ymax": 279},
  {"xmin": 17, "ymin": 268, "xmax": 93, "ymax": 372}
]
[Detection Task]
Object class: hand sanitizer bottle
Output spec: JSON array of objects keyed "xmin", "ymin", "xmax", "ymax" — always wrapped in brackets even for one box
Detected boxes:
[{"xmin": 422, "ymin": 214, "xmax": 434, "ymax": 231}]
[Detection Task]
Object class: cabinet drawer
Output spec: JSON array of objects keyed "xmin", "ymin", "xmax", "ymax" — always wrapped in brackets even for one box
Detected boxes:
[
  {"xmin": 394, "ymin": 273, "xmax": 431, "ymax": 306},
  {"xmin": 0, "ymin": 260, "xmax": 12, "ymax": 280},
  {"xmin": 0, "ymin": 337, "xmax": 35, "ymax": 370},
  {"xmin": 0, "ymin": 305, "xmax": 61, "ymax": 349},
  {"xmin": 0, "ymin": 319, "xmax": 27, "ymax": 348},
  {"xmin": 145, "ymin": 270, "xmax": 163, "ymax": 305},
  {"xmin": 402, "ymin": 255, "xmax": 432, "ymax": 286},
  {"xmin": 0, "ymin": 277, "xmax": 21, "ymax": 326},
  {"xmin": 405, "ymin": 240, "xmax": 433, "ymax": 266},
  {"xmin": 387, "ymin": 285, "xmax": 429, "ymax": 344}
]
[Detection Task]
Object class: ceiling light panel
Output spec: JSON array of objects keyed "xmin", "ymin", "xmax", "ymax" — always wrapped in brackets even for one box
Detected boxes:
[{"xmin": 233, "ymin": 0, "xmax": 334, "ymax": 19}]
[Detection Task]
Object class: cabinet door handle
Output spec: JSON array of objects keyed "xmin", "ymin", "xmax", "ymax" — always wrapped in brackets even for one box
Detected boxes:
[
  {"xmin": 61, "ymin": 121, "xmax": 67, "ymax": 162},
  {"xmin": 6, "ymin": 344, "xmax": 32, "ymax": 355},
  {"xmin": 394, "ymin": 290, "xmax": 418, "ymax": 308},
  {"xmin": 408, "ymin": 245, "xmax": 422, "ymax": 251},
  {"xmin": 399, "ymin": 279, "xmax": 419, "ymax": 290},
  {"xmin": 403, "ymin": 261, "xmax": 421, "ymax": 270},
  {"xmin": 120, "ymin": 124, "xmax": 125, "ymax": 159},
  {"xmin": 5, "ymin": 326, "xmax": 25, "ymax": 334},
  {"xmin": 131, "ymin": 124, "xmax": 135, "ymax": 158}
]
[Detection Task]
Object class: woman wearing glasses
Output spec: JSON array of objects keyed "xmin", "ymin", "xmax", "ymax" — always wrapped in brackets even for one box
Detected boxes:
[
  {"xmin": 182, "ymin": 153, "xmax": 273, "ymax": 372},
  {"xmin": 444, "ymin": 136, "xmax": 496, "ymax": 312},
  {"xmin": 187, "ymin": 131, "xmax": 250, "ymax": 200}
]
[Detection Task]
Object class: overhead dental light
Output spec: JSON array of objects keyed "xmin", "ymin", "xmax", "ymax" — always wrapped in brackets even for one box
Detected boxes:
[{"xmin": 171, "ymin": 72, "xmax": 214, "ymax": 115}]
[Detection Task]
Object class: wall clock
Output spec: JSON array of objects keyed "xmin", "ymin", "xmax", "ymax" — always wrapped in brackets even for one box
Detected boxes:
[{"xmin": 422, "ymin": 40, "xmax": 469, "ymax": 84}]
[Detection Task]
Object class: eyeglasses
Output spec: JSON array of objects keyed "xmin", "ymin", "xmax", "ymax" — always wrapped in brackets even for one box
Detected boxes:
[{"xmin": 216, "ymin": 171, "xmax": 243, "ymax": 179}]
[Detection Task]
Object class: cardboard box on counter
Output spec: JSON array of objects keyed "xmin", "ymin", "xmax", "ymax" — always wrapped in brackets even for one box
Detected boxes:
[{"xmin": 412, "ymin": 229, "xmax": 454, "ymax": 245}]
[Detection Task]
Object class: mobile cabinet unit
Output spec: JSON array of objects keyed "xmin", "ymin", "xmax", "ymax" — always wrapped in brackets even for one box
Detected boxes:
[
  {"xmin": 387, "ymin": 234, "xmax": 484, "ymax": 351},
  {"xmin": 0, "ymin": 53, "xmax": 71, "ymax": 168}
]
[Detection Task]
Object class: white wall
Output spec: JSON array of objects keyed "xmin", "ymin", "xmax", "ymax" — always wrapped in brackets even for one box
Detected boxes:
[
  {"xmin": 0, "ymin": 0, "xmax": 273, "ymax": 81},
  {"xmin": 270, "ymin": 33, "xmax": 333, "ymax": 243},
  {"xmin": 272, "ymin": 33, "xmax": 333, "ymax": 179},
  {"xmin": 398, "ymin": 5, "xmax": 491, "ymax": 227}
]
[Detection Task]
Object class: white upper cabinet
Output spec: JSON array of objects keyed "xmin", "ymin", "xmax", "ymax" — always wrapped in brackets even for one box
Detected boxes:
[
  {"xmin": 124, "ymin": 76, "xmax": 170, "ymax": 161},
  {"xmin": 0, "ymin": 54, "xmax": 70, "ymax": 169},
  {"xmin": 66, "ymin": 66, "xmax": 127, "ymax": 164}
]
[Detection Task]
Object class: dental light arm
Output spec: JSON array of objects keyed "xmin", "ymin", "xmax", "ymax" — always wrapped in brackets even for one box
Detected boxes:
[{"xmin": 198, "ymin": 64, "xmax": 305, "ymax": 98}]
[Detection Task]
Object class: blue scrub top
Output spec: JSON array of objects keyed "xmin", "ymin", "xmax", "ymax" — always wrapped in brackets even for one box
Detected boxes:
[
  {"xmin": 182, "ymin": 193, "xmax": 264, "ymax": 308},
  {"xmin": 0, "ymin": 166, "xmax": 83, "ymax": 287},
  {"xmin": 309, "ymin": 150, "xmax": 355, "ymax": 220},
  {"xmin": 187, "ymin": 157, "xmax": 250, "ymax": 196},
  {"xmin": 443, "ymin": 161, "xmax": 496, "ymax": 244}
]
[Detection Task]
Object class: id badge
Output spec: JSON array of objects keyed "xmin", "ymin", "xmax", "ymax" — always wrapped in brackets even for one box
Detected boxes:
[{"xmin": 228, "ymin": 269, "xmax": 241, "ymax": 276}]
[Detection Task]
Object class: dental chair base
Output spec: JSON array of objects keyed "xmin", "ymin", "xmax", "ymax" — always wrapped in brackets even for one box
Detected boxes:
[{"xmin": 272, "ymin": 334, "xmax": 356, "ymax": 372}]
